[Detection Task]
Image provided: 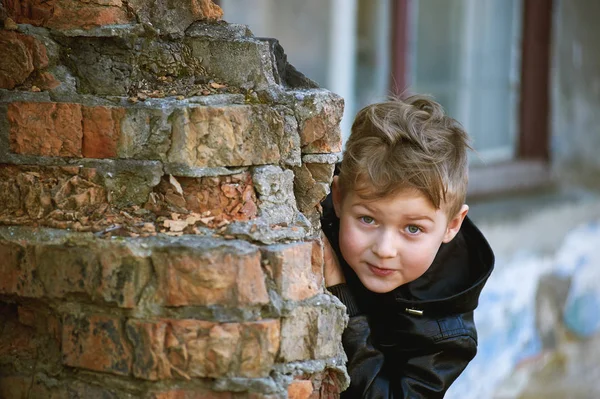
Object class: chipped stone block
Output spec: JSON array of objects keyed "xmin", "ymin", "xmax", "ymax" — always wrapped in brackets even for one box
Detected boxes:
[
  {"xmin": 168, "ymin": 105, "xmax": 286, "ymax": 168},
  {"xmin": 252, "ymin": 165, "xmax": 297, "ymax": 225}
]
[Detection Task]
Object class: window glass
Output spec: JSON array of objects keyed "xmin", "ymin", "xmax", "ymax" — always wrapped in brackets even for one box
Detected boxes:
[{"xmin": 409, "ymin": 0, "xmax": 523, "ymax": 163}]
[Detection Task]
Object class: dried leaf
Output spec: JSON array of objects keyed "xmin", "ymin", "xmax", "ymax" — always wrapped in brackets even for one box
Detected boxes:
[
  {"xmin": 169, "ymin": 175, "xmax": 184, "ymax": 195},
  {"xmin": 163, "ymin": 219, "xmax": 188, "ymax": 232},
  {"xmin": 199, "ymin": 216, "xmax": 215, "ymax": 224},
  {"xmin": 210, "ymin": 82, "xmax": 226, "ymax": 89},
  {"xmin": 185, "ymin": 215, "xmax": 200, "ymax": 225}
]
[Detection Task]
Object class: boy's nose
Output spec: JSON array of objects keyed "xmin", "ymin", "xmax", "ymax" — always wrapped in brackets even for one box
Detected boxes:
[{"xmin": 372, "ymin": 231, "xmax": 398, "ymax": 258}]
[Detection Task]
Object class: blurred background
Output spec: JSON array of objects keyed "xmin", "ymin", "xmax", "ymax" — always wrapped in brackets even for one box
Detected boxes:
[{"xmin": 218, "ymin": 0, "xmax": 600, "ymax": 398}]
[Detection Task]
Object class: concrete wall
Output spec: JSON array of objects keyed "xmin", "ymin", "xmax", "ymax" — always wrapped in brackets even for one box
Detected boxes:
[{"xmin": 551, "ymin": 0, "xmax": 600, "ymax": 177}]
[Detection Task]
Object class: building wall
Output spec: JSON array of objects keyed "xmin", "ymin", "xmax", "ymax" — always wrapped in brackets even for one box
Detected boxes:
[{"xmin": 552, "ymin": 0, "xmax": 600, "ymax": 177}]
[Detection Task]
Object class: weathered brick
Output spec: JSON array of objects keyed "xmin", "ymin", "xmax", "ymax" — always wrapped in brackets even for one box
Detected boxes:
[
  {"xmin": 96, "ymin": 247, "xmax": 153, "ymax": 308},
  {"xmin": 305, "ymin": 163, "xmax": 335, "ymax": 184},
  {"xmin": 279, "ymin": 305, "xmax": 345, "ymax": 362},
  {"xmin": 67, "ymin": 380, "xmax": 135, "ymax": 399},
  {"xmin": 5, "ymin": 0, "xmax": 131, "ymax": 29},
  {"xmin": 148, "ymin": 389, "xmax": 280, "ymax": 399},
  {"xmin": 308, "ymin": 370, "xmax": 347, "ymax": 399},
  {"xmin": 293, "ymin": 90, "xmax": 343, "ymax": 154},
  {"xmin": 62, "ymin": 313, "xmax": 132, "ymax": 376},
  {"xmin": 0, "ymin": 241, "xmax": 45, "ymax": 297},
  {"xmin": 18, "ymin": 305, "xmax": 62, "ymax": 345},
  {"xmin": 8, "ymin": 102, "xmax": 83, "ymax": 157},
  {"xmin": 152, "ymin": 239, "xmax": 268, "ymax": 307},
  {"xmin": 147, "ymin": 173, "xmax": 258, "ymax": 225},
  {"xmin": 0, "ymin": 304, "xmax": 37, "ymax": 359},
  {"xmin": 0, "ymin": 164, "xmax": 107, "ymax": 220},
  {"xmin": 7, "ymin": 102, "xmax": 129, "ymax": 158},
  {"xmin": 0, "ymin": 375, "xmax": 69, "ymax": 399},
  {"xmin": 119, "ymin": 107, "xmax": 172, "ymax": 160},
  {"xmin": 186, "ymin": 30, "xmax": 278, "ymax": 92},
  {"xmin": 252, "ymin": 165, "xmax": 297, "ymax": 225},
  {"xmin": 129, "ymin": 0, "xmax": 223, "ymax": 36},
  {"xmin": 293, "ymin": 164, "xmax": 331, "ymax": 215},
  {"xmin": 261, "ymin": 241, "xmax": 323, "ymax": 301},
  {"xmin": 0, "ymin": 31, "xmax": 49, "ymax": 89},
  {"xmin": 82, "ymin": 106, "xmax": 125, "ymax": 159},
  {"xmin": 287, "ymin": 380, "xmax": 313, "ymax": 399},
  {"xmin": 0, "ymin": 375, "xmax": 133, "ymax": 399},
  {"xmin": 0, "ymin": 228, "xmax": 151, "ymax": 308},
  {"xmin": 127, "ymin": 318, "xmax": 280, "ymax": 380},
  {"xmin": 168, "ymin": 105, "xmax": 285, "ymax": 168},
  {"xmin": 35, "ymin": 242, "xmax": 151, "ymax": 308},
  {"xmin": 32, "ymin": 71, "xmax": 61, "ymax": 91}
]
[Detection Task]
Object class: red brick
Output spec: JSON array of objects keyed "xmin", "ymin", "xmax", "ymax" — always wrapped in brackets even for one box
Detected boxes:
[
  {"xmin": 148, "ymin": 173, "xmax": 258, "ymax": 226},
  {"xmin": 152, "ymin": 242, "xmax": 268, "ymax": 307},
  {"xmin": 0, "ymin": 31, "xmax": 48, "ymax": 89},
  {"xmin": 148, "ymin": 389, "xmax": 279, "ymax": 399},
  {"xmin": 0, "ymin": 305, "xmax": 36, "ymax": 359},
  {"xmin": 36, "ymin": 245, "xmax": 97, "ymax": 297},
  {"xmin": 127, "ymin": 318, "xmax": 280, "ymax": 380},
  {"xmin": 33, "ymin": 241, "xmax": 150, "ymax": 308},
  {"xmin": 8, "ymin": 102, "xmax": 83, "ymax": 157},
  {"xmin": 17, "ymin": 305, "xmax": 36, "ymax": 327},
  {"xmin": 66, "ymin": 380, "xmax": 128, "ymax": 398},
  {"xmin": 309, "ymin": 370, "xmax": 346, "ymax": 399},
  {"xmin": 96, "ymin": 248, "xmax": 153, "ymax": 308},
  {"xmin": 62, "ymin": 313, "xmax": 132, "ymax": 376},
  {"xmin": 6, "ymin": 0, "xmax": 131, "ymax": 29},
  {"xmin": 0, "ymin": 241, "xmax": 45, "ymax": 297},
  {"xmin": 82, "ymin": 106, "xmax": 125, "ymax": 159},
  {"xmin": 287, "ymin": 380, "xmax": 313, "ymax": 399},
  {"xmin": 190, "ymin": 0, "xmax": 223, "ymax": 21},
  {"xmin": 0, "ymin": 32, "xmax": 32, "ymax": 89},
  {"xmin": 0, "ymin": 376, "xmax": 125, "ymax": 399},
  {"xmin": 261, "ymin": 241, "xmax": 323, "ymax": 301},
  {"xmin": 4, "ymin": 0, "xmax": 54, "ymax": 26},
  {"xmin": 32, "ymin": 71, "xmax": 61, "ymax": 91},
  {"xmin": 0, "ymin": 242, "xmax": 25, "ymax": 295},
  {"xmin": 0, "ymin": 376, "xmax": 36, "ymax": 399}
]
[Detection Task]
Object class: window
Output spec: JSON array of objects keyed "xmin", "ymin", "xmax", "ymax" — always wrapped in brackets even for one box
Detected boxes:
[
  {"xmin": 408, "ymin": 0, "xmax": 523, "ymax": 165},
  {"xmin": 396, "ymin": 0, "xmax": 553, "ymax": 196}
]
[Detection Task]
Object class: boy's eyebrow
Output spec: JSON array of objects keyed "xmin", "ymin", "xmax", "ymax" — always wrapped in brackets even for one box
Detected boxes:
[
  {"xmin": 404, "ymin": 215, "xmax": 435, "ymax": 223},
  {"xmin": 351, "ymin": 203, "xmax": 377, "ymax": 213}
]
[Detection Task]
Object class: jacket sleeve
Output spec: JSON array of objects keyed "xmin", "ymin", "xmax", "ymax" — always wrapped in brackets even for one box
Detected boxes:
[{"xmin": 328, "ymin": 284, "xmax": 477, "ymax": 399}]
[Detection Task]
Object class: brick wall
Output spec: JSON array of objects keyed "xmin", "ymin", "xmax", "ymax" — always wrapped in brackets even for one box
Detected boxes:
[{"xmin": 0, "ymin": 1, "xmax": 348, "ymax": 397}]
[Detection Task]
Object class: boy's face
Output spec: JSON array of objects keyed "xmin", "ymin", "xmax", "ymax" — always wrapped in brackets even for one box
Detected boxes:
[{"xmin": 332, "ymin": 177, "xmax": 468, "ymax": 294}]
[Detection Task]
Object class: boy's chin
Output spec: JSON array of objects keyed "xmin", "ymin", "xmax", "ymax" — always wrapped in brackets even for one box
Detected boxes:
[{"xmin": 358, "ymin": 276, "xmax": 401, "ymax": 294}]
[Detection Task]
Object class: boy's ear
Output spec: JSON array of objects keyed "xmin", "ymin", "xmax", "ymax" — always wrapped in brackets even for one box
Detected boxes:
[
  {"xmin": 443, "ymin": 204, "xmax": 469, "ymax": 243},
  {"xmin": 331, "ymin": 176, "xmax": 342, "ymax": 217}
]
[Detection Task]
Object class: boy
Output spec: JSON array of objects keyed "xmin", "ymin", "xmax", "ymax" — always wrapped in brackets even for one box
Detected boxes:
[{"xmin": 321, "ymin": 95, "xmax": 494, "ymax": 398}]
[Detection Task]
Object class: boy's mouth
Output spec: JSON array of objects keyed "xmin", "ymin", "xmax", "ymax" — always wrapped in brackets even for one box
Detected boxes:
[{"xmin": 367, "ymin": 263, "xmax": 395, "ymax": 277}]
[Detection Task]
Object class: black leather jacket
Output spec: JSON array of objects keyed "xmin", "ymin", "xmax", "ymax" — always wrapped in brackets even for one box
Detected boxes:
[{"xmin": 321, "ymin": 194, "xmax": 494, "ymax": 398}]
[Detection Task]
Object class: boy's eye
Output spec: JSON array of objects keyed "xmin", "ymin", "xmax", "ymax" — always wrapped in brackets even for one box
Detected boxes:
[
  {"xmin": 405, "ymin": 225, "xmax": 421, "ymax": 234},
  {"xmin": 360, "ymin": 216, "xmax": 375, "ymax": 224}
]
